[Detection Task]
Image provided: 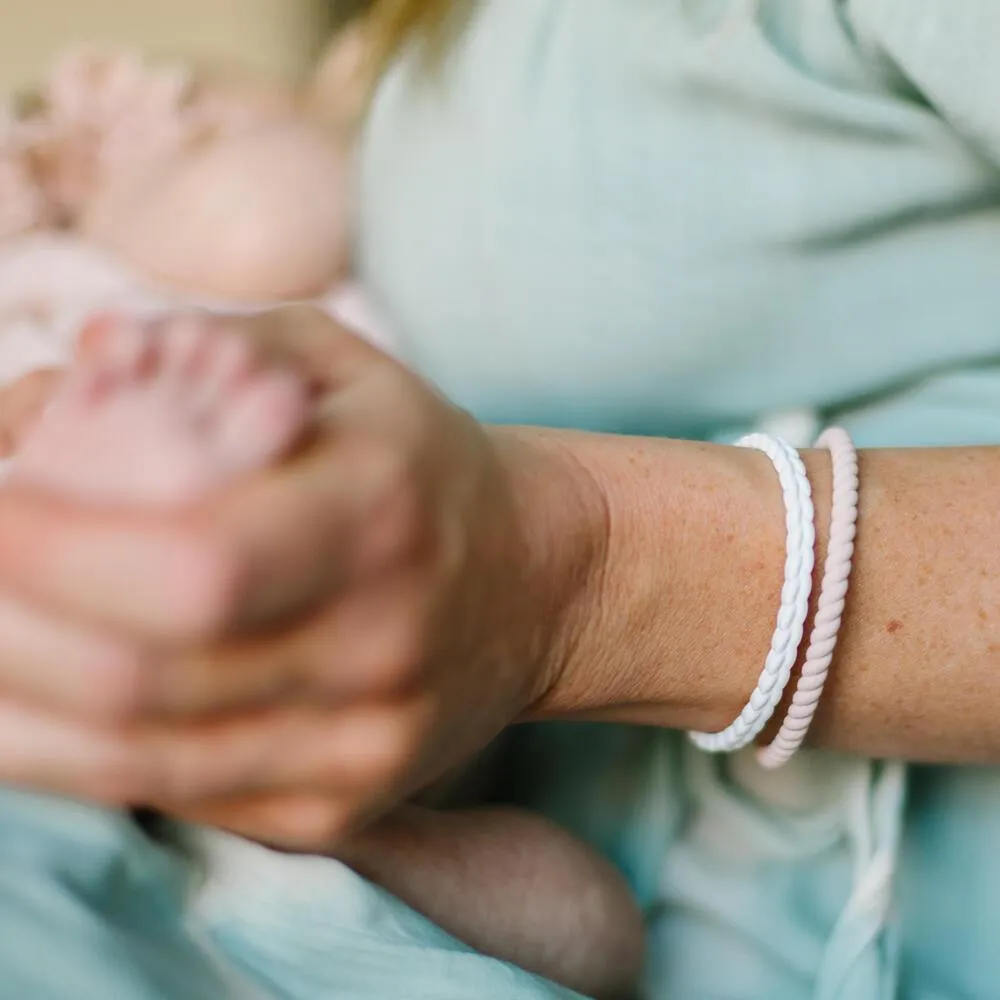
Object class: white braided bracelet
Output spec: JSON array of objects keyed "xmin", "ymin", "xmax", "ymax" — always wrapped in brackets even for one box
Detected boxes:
[
  {"xmin": 689, "ymin": 433, "xmax": 815, "ymax": 753},
  {"xmin": 757, "ymin": 427, "xmax": 859, "ymax": 769}
]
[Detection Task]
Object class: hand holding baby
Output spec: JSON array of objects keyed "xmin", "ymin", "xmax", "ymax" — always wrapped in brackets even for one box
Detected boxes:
[{"xmin": 0, "ymin": 306, "xmax": 602, "ymax": 850}]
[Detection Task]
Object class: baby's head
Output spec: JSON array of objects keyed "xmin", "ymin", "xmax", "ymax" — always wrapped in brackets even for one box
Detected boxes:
[
  {"xmin": 10, "ymin": 47, "xmax": 352, "ymax": 305},
  {"xmin": 84, "ymin": 116, "xmax": 352, "ymax": 304},
  {"xmin": 61, "ymin": 48, "xmax": 353, "ymax": 304}
]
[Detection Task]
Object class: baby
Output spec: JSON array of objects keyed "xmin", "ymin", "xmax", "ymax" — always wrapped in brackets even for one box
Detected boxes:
[
  {"xmin": 3, "ymin": 43, "xmax": 357, "ymax": 302},
  {"xmin": 0, "ymin": 38, "xmax": 644, "ymax": 1000}
]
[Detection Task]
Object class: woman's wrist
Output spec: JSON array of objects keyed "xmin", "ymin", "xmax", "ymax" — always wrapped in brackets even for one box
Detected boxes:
[
  {"xmin": 500, "ymin": 426, "xmax": 835, "ymax": 734},
  {"xmin": 495, "ymin": 426, "xmax": 1000, "ymax": 764},
  {"xmin": 487, "ymin": 425, "xmax": 612, "ymax": 715}
]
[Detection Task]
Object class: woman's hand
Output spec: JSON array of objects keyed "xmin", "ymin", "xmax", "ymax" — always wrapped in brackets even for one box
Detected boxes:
[{"xmin": 0, "ymin": 307, "xmax": 603, "ymax": 849}]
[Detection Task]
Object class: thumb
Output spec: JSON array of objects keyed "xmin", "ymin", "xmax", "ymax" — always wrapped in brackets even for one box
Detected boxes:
[
  {"xmin": 235, "ymin": 305, "xmax": 386, "ymax": 389},
  {"xmin": 79, "ymin": 305, "xmax": 385, "ymax": 390}
]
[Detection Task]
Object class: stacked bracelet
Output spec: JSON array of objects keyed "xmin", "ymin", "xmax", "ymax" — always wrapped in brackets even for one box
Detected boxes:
[
  {"xmin": 757, "ymin": 428, "xmax": 859, "ymax": 768},
  {"xmin": 689, "ymin": 428, "xmax": 859, "ymax": 767}
]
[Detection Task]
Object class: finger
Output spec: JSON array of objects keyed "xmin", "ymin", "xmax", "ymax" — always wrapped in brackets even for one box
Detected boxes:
[
  {"xmin": 0, "ymin": 596, "xmax": 150, "ymax": 722},
  {"xmin": 0, "ymin": 487, "xmax": 241, "ymax": 642},
  {"xmin": 0, "ymin": 698, "xmax": 149, "ymax": 803},
  {"xmin": 80, "ymin": 306, "xmax": 386, "ymax": 388},
  {"xmin": 206, "ymin": 424, "xmax": 420, "ymax": 629},
  {"xmin": 167, "ymin": 792, "xmax": 356, "ymax": 852},
  {"xmin": 228, "ymin": 305, "xmax": 386, "ymax": 388},
  {"xmin": 151, "ymin": 629, "xmax": 312, "ymax": 717},
  {"xmin": 145, "ymin": 699, "xmax": 428, "ymax": 802},
  {"xmin": 0, "ymin": 439, "xmax": 374, "ymax": 642},
  {"xmin": 155, "ymin": 574, "xmax": 428, "ymax": 717}
]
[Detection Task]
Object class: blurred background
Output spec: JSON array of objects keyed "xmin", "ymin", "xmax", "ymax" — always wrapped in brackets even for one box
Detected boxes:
[{"xmin": 0, "ymin": 0, "xmax": 342, "ymax": 91}]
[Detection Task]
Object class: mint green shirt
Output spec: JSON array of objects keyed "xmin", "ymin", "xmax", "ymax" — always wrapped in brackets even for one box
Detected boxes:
[
  {"xmin": 355, "ymin": 3, "xmax": 1000, "ymax": 998},
  {"xmin": 359, "ymin": 0, "xmax": 1000, "ymax": 447}
]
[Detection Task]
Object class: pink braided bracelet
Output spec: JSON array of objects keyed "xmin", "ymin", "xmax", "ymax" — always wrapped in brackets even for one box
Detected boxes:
[{"xmin": 757, "ymin": 427, "xmax": 859, "ymax": 769}]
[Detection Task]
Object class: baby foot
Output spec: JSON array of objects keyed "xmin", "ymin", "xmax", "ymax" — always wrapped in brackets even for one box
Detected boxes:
[{"xmin": 14, "ymin": 314, "xmax": 309, "ymax": 508}]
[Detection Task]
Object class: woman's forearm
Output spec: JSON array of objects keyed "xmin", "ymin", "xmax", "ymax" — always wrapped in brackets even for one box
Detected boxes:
[{"xmin": 503, "ymin": 426, "xmax": 1000, "ymax": 763}]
